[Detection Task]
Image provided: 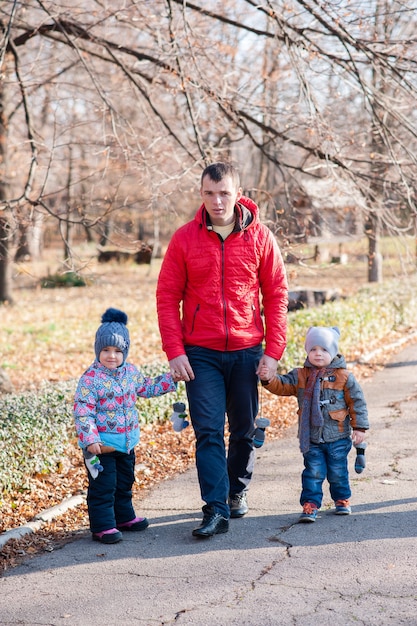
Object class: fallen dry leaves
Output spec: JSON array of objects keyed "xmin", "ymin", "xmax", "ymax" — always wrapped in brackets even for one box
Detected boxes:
[
  {"xmin": 0, "ymin": 391, "xmax": 296, "ymax": 574},
  {"xmin": 0, "ymin": 253, "xmax": 412, "ymax": 574}
]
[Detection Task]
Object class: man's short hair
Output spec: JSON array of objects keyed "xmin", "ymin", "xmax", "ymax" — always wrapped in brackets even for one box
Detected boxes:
[{"xmin": 201, "ymin": 162, "xmax": 240, "ymax": 189}]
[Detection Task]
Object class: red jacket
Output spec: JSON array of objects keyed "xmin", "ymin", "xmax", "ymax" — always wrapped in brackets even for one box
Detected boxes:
[{"xmin": 156, "ymin": 196, "xmax": 288, "ymax": 361}]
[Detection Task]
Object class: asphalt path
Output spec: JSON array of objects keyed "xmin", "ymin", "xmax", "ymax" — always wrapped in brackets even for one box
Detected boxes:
[{"xmin": 0, "ymin": 342, "xmax": 416, "ymax": 625}]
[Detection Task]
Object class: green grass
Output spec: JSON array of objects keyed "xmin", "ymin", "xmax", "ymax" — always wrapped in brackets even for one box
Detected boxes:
[{"xmin": 290, "ymin": 235, "xmax": 415, "ymax": 260}]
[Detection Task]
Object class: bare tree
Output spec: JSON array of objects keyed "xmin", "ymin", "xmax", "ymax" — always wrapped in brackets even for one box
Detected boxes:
[{"xmin": 1, "ymin": 0, "xmax": 416, "ymax": 302}]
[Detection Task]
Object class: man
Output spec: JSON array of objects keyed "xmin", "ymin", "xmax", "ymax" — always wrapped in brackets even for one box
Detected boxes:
[{"xmin": 156, "ymin": 162, "xmax": 288, "ymax": 538}]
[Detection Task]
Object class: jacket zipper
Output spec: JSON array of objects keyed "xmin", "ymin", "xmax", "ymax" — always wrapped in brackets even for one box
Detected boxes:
[{"xmin": 220, "ymin": 238, "xmax": 229, "ymax": 350}]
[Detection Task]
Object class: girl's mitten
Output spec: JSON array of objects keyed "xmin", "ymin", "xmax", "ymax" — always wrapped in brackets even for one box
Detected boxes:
[
  {"xmin": 170, "ymin": 402, "xmax": 189, "ymax": 432},
  {"xmin": 354, "ymin": 441, "xmax": 367, "ymax": 474},
  {"xmin": 83, "ymin": 449, "xmax": 103, "ymax": 479},
  {"xmin": 253, "ymin": 417, "xmax": 271, "ymax": 448}
]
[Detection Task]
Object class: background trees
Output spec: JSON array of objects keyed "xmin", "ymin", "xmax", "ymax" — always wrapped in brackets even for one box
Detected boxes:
[{"xmin": 1, "ymin": 0, "xmax": 416, "ymax": 301}]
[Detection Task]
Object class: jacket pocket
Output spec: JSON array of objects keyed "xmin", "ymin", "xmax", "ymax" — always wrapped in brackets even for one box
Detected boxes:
[
  {"xmin": 251, "ymin": 303, "xmax": 263, "ymax": 333},
  {"xmin": 189, "ymin": 304, "xmax": 200, "ymax": 334},
  {"xmin": 328, "ymin": 409, "xmax": 349, "ymax": 423}
]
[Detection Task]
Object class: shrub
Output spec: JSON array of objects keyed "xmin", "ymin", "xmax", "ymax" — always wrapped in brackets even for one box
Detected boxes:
[
  {"xmin": 279, "ymin": 277, "xmax": 417, "ymax": 372},
  {"xmin": 138, "ymin": 364, "xmax": 187, "ymax": 424},
  {"xmin": 1, "ymin": 276, "xmax": 415, "ymax": 493},
  {"xmin": 0, "ymin": 382, "xmax": 76, "ymax": 493},
  {"xmin": 40, "ymin": 271, "xmax": 87, "ymax": 288},
  {"xmin": 0, "ymin": 367, "xmax": 187, "ymax": 493}
]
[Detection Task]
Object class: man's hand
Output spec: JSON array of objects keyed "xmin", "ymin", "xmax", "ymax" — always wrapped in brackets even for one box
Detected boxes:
[
  {"xmin": 256, "ymin": 354, "xmax": 278, "ymax": 382},
  {"xmin": 169, "ymin": 354, "xmax": 195, "ymax": 382},
  {"xmin": 258, "ymin": 363, "xmax": 272, "ymax": 383}
]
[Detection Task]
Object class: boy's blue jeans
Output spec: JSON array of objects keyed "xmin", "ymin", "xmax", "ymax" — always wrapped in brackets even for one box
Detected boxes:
[
  {"xmin": 185, "ymin": 344, "xmax": 262, "ymax": 518},
  {"xmin": 87, "ymin": 450, "xmax": 136, "ymax": 533},
  {"xmin": 300, "ymin": 438, "xmax": 352, "ymax": 509}
]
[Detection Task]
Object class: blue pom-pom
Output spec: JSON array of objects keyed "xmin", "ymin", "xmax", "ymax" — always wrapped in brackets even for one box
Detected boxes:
[{"xmin": 101, "ymin": 308, "xmax": 128, "ymax": 325}]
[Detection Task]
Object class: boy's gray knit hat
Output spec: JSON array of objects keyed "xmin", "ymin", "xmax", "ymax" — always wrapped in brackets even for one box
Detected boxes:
[
  {"xmin": 94, "ymin": 308, "xmax": 130, "ymax": 362},
  {"xmin": 305, "ymin": 326, "xmax": 340, "ymax": 361}
]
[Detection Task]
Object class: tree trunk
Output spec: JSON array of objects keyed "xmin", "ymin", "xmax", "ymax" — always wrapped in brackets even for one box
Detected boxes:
[
  {"xmin": 83, "ymin": 224, "xmax": 94, "ymax": 243},
  {"xmin": 30, "ymin": 211, "xmax": 44, "ymax": 259},
  {"xmin": 14, "ymin": 221, "xmax": 30, "ymax": 261},
  {"xmin": 0, "ymin": 53, "xmax": 13, "ymax": 303},
  {"xmin": 63, "ymin": 145, "xmax": 72, "ymax": 261},
  {"xmin": 365, "ymin": 212, "xmax": 382, "ymax": 283},
  {"xmin": 14, "ymin": 211, "xmax": 44, "ymax": 261},
  {"xmin": 0, "ymin": 215, "xmax": 13, "ymax": 303},
  {"xmin": 99, "ymin": 219, "xmax": 112, "ymax": 247}
]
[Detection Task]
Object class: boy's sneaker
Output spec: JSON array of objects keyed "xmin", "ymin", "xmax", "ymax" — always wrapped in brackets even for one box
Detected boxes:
[
  {"xmin": 334, "ymin": 499, "xmax": 351, "ymax": 515},
  {"xmin": 298, "ymin": 502, "xmax": 318, "ymax": 523},
  {"xmin": 229, "ymin": 493, "xmax": 249, "ymax": 518},
  {"xmin": 92, "ymin": 528, "xmax": 123, "ymax": 544}
]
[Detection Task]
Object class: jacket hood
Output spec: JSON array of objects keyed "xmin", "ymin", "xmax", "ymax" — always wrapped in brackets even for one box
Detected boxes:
[{"xmin": 195, "ymin": 194, "xmax": 259, "ymax": 230}]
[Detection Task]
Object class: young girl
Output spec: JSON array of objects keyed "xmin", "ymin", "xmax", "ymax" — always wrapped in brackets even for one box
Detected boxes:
[
  {"xmin": 259, "ymin": 326, "xmax": 369, "ymax": 523},
  {"xmin": 74, "ymin": 308, "xmax": 176, "ymax": 544}
]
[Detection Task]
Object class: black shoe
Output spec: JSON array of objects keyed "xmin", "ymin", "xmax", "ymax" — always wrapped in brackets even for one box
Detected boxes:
[
  {"xmin": 229, "ymin": 492, "xmax": 249, "ymax": 518},
  {"xmin": 192, "ymin": 507, "xmax": 229, "ymax": 538}
]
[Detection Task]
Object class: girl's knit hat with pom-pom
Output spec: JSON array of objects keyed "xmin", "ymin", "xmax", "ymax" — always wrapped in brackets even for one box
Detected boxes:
[{"xmin": 94, "ymin": 308, "xmax": 130, "ymax": 362}]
